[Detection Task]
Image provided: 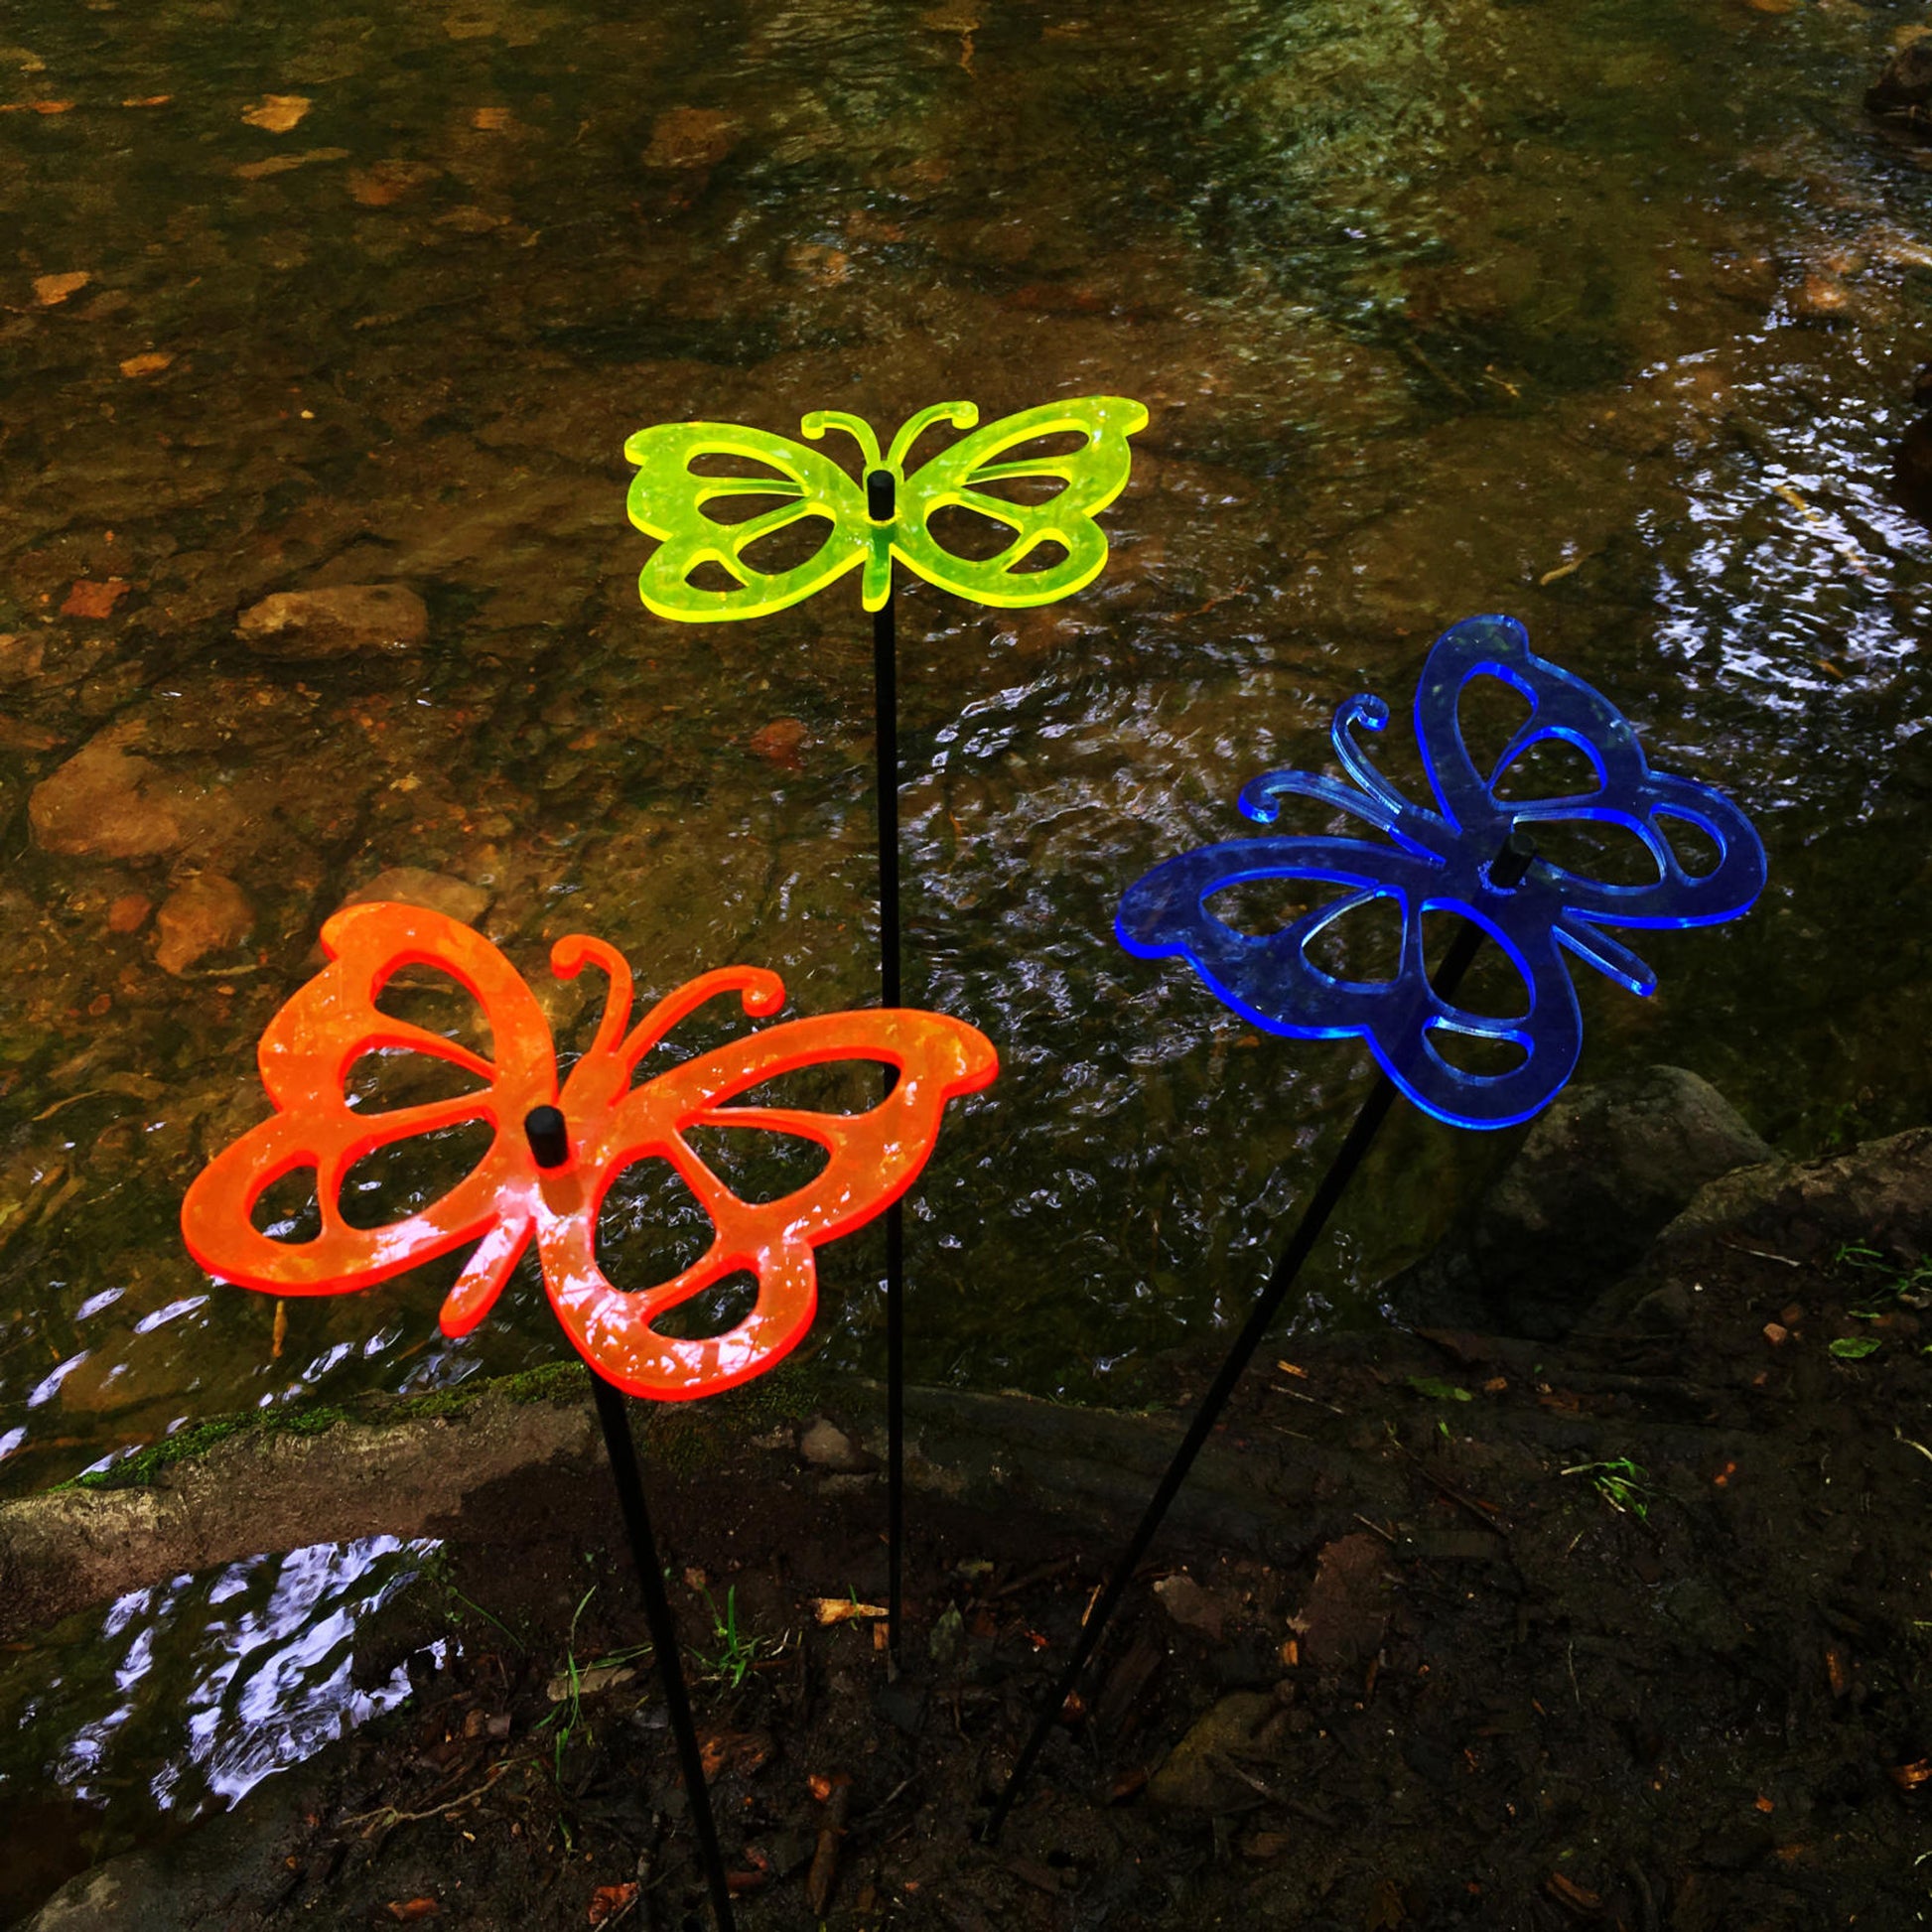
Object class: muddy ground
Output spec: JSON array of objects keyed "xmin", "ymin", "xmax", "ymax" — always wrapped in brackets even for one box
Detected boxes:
[{"xmin": 14, "ymin": 1130, "xmax": 1932, "ymax": 1932}]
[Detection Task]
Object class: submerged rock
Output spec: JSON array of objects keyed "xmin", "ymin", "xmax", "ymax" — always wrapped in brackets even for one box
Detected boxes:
[
  {"xmin": 154, "ymin": 874, "xmax": 254, "ymax": 976},
  {"xmin": 236, "ymin": 583, "xmax": 428, "ymax": 659},
  {"xmin": 1391, "ymin": 1065, "xmax": 1773, "ymax": 1338},
  {"xmin": 28, "ymin": 740, "xmax": 237, "ymax": 863},
  {"xmin": 336, "ymin": 867, "xmax": 489, "ymax": 926},
  {"xmin": 749, "ymin": 718, "xmax": 807, "ymax": 769},
  {"xmin": 1866, "ymin": 37, "xmax": 1932, "ymax": 136},
  {"xmin": 1891, "ymin": 361, "xmax": 1932, "ymax": 525},
  {"xmin": 642, "ymin": 106, "xmax": 739, "ymax": 171}
]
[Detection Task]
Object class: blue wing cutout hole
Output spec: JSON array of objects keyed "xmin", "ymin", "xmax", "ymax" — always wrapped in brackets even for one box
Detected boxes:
[
  {"xmin": 738, "ymin": 513, "xmax": 837, "ymax": 574},
  {"xmin": 1422, "ymin": 1023, "xmax": 1530, "ymax": 1081},
  {"xmin": 650, "ymin": 1271, "xmax": 760, "ymax": 1342},
  {"xmin": 1302, "ymin": 894, "xmax": 1406, "ymax": 986},
  {"xmin": 1524, "ymin": 819, "xmax": 1666, "ymax": 888},
  {"xmin": 250, "ymin": 1165, "xmax": 324, "ymax": 1245},
  {"xmin": 1454, "ymin": 672, "xmax": 1535, "ymax": 778},
  {"xmin": 597, "ymin": 1155, "xmax": 713, "ymax": 1290},
  {"xmin": 1490, "ymin": 736, "xmax": 1602, "ymax": 805},
  {"xmin": 1206, "ymin": 874, "xmax": 1351, "ymax": 940},
  {"xmin": 1420, "ymin": 907, "xmax": 1531, "ymax": 1020},
  {"xmin": 1655, "ymin": 809, "xmax": 1725, "ymax": 881},
  {"xmin": 340, "ymin": 1121, "xmax": 495, "ymax": 1232}
]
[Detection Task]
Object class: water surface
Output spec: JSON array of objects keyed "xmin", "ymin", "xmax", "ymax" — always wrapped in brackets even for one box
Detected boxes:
[{"xmin": 0, "ymin": 0, "xmax": 1926, "ymax": 1499}]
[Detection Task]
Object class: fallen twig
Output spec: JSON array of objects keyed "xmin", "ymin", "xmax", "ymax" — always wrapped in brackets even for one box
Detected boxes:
[
  {"xmin": 1386, "ymin": 1433, "xmax": 1513, "ymax": 1536},
  {"xmin": 339, "ymin": 1755, "xmax": 527, "ymax": 1837}
]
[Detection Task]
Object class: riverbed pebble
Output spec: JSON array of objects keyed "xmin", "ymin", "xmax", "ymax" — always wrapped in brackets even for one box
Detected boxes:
[{"xmin": 236, "ymin": 584, "xmax": 429, "ymax": 659}]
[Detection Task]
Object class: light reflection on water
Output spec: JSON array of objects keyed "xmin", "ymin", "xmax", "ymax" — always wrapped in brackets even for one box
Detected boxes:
[
  {"xmin": 4, "ymin": 1536, "xmax": 434, "ymax": 1824},
  {"xmin": 0, "ymin": 0, "xmax": 1923, "ymax": 1504}
]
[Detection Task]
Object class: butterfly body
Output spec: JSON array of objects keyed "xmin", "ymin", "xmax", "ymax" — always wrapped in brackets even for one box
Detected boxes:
[
  {"xmin": 1117, "ymin": 615, "xmax": 1767, "ymax": 1129},
  {"xmin": 182, "ymin": 903, "xmax": 998, "ymax": 1398},
  {"xmin": 624, "ymin": 395, "xmax": 1147, "ymax": 620}
]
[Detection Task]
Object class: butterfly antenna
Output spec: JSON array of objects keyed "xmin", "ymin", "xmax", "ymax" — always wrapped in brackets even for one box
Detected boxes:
[
  {"xmin": 799, "ymin": 409, "xmax": 884, "ymax": 470},
  {"xmin": 549, "ymin": 934, "xmax": 635, "ymax": 1064},
  {"xmin": 1239, "ymin": 767, "xmax": 1407, "ymax": 837},
  {"xmin": 1331, "ymin": 693, "xmax": 1419, "ymax": 819},
  {"xmin": 883, "ymin": 400, "xmax": 977, "ymax": 473},
  {"xmin": 620, "ymin": 966, "xmax": 786, "ymax": 1074}
]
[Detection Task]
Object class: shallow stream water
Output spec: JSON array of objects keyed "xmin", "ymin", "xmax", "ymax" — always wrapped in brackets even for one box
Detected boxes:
[{"xmin": 2, "ymin": 0, "xmax": 1930, "ymax": 1883}]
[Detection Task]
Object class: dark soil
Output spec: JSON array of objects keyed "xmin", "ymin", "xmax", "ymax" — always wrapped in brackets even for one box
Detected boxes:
[{"xmin": 15, "ymin": 1168, "xmax": 1932, "ymax": 1932}]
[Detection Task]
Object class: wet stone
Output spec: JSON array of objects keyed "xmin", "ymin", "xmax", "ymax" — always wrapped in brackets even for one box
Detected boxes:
[
  {"xmin": 0, "ymin": 633, "xmax": 46, "ymax": 683},
  {"xmin": 1147, "ymin": 1690, "xmax": 1287, "ymax": 1809},
  {"xmin": 1294, "ymin": 1533, "xmax": 1393, "ymax": 1677},
  {"xmin": 1393, "ymin": 1066, "xmax": 1774, "ymax": 1338},
  {"xmin": 154, "ymin": 875, "xmax": 254, "ymax": 977},
  {"xmin": 1153, "ymin": 1573, "xmax": 1225, "ymax": 1642},
  {"xmin": 236, "ymin": 584, "xmax": 429, "ymax": 659},
  {"xmin": 1866, "ymin": 37, "xmax": 1932, "ymax": 125},
  {"xmin": 799, "ymin": 1417, "xmax": 870, "ymax": 1472}
]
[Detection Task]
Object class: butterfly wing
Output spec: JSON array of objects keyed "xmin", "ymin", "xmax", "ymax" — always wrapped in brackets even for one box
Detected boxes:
[
  {"xmin": 180, "ymin": 902, "xmax": 557, "ymax": 1332},
  {"xmin": 1117, "ymin": 832, "xmax": 1585, "ymax": 1129},
  {"xmin": 894, "ymin": 395, "xmax": 1147, "ymax": 608},
  {"xmin": 539, "ymin": 1001, "xmax": 998, "ymax": 1399},
  {"xmin": 1412, "ymin": 615, "xmax": 1767, "ymax": 986},
  {"xmin": 623, "ymin": 419, "xmax": 870, "ymax": 621}
]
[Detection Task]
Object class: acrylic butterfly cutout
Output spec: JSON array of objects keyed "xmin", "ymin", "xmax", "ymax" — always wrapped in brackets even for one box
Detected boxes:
[
  {"xmin": 181, "ymin": 902, "xmax": 998, "ymax": 1400},
  {"xmin": 623, "ymin": 394, "xmax": 1147, "ymax": 620},
  {"xmin": 1116, "ymin": 615, "xmax": 1768, "ymax": 1130}
]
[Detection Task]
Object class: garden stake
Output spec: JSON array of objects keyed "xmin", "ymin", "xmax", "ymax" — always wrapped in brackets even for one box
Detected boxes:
[
  {"xmin": 625, "ymin": 396, "xmax": 1145, "ymax": 1664},
  {"xmin": 590, "ymin": 1373, "xmax": 737, "ymax": 1927},
  {"xmin": 530, "ymin": 1090, "xmax": 741, "ymax": 1931},
  {"xmin": 868, "ymin": 464, "xmax": 908, "ymax": 1667},
  {"xmin": 981, "ymin": 829, "xmax": 1539, "ymax": 1842}
]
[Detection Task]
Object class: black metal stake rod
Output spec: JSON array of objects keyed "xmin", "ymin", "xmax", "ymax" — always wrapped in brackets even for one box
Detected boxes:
[
  {"xmin": 868, "ymin": 468, "xmax": 907, "ymax": 1671},
  {"xmin": 526, "ymin": 1107, "xmax": 738, "ymax": 1932},
  {"xmin": 980, "ymin": 830, "xmax": 1538, "ymax": 1843}
]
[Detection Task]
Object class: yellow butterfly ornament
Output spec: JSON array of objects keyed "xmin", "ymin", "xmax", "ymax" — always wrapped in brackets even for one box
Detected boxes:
[{"xmin": 623, "ymin": 394, "xmax": 1148, "ymax": 620}]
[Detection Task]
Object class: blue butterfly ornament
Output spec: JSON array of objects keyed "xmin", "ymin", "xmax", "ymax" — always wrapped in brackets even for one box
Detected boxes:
[{"xmin": 1116, "ymin": 615, "xmax": 1767, "ymax": 1130}]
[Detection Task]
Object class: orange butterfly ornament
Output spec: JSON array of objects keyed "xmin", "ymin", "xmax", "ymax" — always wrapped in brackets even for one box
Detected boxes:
[{"xmin": 181, "ymin": 903, "xmax": 999, "ymax": 1400}]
